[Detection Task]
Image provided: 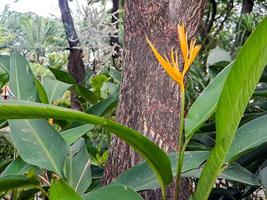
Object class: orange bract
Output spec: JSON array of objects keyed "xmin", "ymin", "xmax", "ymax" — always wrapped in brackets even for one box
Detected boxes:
[{"xmin": 147, "ymin": 23, "xmax": 201, "ymax": 92}]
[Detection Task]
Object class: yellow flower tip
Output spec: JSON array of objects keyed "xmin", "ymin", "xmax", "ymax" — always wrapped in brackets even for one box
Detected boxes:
[
  {"xmin": 188, "ymin": 44, "xmax": 201, "ymax": 67},
  {"xmin": 178, "ymin": 23, "xmax": 188, "ymax": 62},
  {"xmin": 48, "ymin": 119, "xmax": 54, "ymax": 125},
  {"xmin": 146, "ymin": 36, "xmax": 184, "ymax": 88}
]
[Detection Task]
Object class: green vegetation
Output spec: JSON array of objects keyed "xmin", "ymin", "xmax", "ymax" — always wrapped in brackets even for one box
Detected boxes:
[{"xmin": 0, "ymin": 1, "xmax": 267, "ymax": 200}]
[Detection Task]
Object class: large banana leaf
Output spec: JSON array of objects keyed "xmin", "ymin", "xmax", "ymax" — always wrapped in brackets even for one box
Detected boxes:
[
  {"xmin": 0, "ymin": 100, "xmax": 172, "ymax": 193},
  {"xmin": 7, "ymin": 52, "xmax": 67, "ymax": 177},
  {"xmin": 194, "ymin": 17, "xmax": 267, "ymax": 200},
  {"xmin": 9, "ymin": 120, "xmax": 67, "ymax": 176}
]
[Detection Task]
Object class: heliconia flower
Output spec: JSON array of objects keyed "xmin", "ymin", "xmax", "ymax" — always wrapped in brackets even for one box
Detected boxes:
[
  {"xmin": 146, "ymin": 37, "xmax": 184, "ymax": 91},
  {"xmin": 147, "ymin": 23, "xmax": 201, "ymax": 92},
  {"xmin": 177, "ymin": 24, "xmax": 201, "ymax": 76}
]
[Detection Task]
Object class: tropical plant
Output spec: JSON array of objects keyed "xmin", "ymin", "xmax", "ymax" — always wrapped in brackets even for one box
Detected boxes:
[{"xmin": 0, "ymin": 4, "xmax": 267, "ymax": 200}]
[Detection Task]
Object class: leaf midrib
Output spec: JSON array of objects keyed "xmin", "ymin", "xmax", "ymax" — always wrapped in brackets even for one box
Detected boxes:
[{"xmin": 24, "ymin": 120, "xmax": 60, "ymax": 175}]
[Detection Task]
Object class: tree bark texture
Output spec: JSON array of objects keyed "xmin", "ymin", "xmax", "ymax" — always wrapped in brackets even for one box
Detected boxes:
[
  {"xmin": 241, "ymin": 0, "xmax": 255, "ymax": 13},
  {"xmin": 58, "ymin": 0, "xmax": 85, "ymax": 110},
  {"xmin": 103, "ymin": 0, "xmax": 207, "ymax": 199},
  {"xmin": 110, "ymin": 0, "xmax": 121, "ymax": 61}
]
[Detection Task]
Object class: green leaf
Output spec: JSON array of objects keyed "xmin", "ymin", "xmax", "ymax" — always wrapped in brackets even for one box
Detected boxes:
[
  {"xmin": 0, "ymin": 73, "xmax": 9, "ymax": 89},
  {"xmin": 9, "ymin": 52, "xmax": 37, "ymax": 101},
  {"xmin": 1, "ymin": 157, "xmax": 33, "ymax": 176},
  {"xmin": 16, "ymin": 188, "xmax": 40, "ymax": 200},
  {"xmin": 109, "ymin": 68, "xmax": 122, "ymax": 84},
  {"xmin": 86, "ymin": 94, "xmax": 118, "ymax": 116},
  {"xmin": 220, "ymin": 163, "xmax": 259, "ymax": 186},
  {"xmin": 48, "ymin": 67, "xmax": 76, "ymax": 84},
  {"xmin": 253, "ymin": 87, "xmax": 267, "ymax": 97},
  {"xmin": 9, "ymin": 120, "xmax": 67, "ymax": 177},
  {"xmin": 183, "ymin": 163, "xmax": 259, "ymax": 186},
  {"xmin": 0, "ymin": 175, "xmax": 39, "ymax": 192},
  {"xmin": 61, "ymin": 124, "xmax": 94, "ymax": 145},
  {"xmin": 0, "ymin": 55, "xmax": 10, "ymax": 72},
  {"xmin": 65, "ymin": 139, "xmax": 92, "ymax": 194},
  {"xmin": 207, "ymin": 47, "xmax": 232, "ymax": 67},
  {"xmin": 84, "ymin": 184, "xmax": 143, "ymax": 200},
  {"xmin": 0, "ymin": 100, "xmax": 172, "ymax": 191},
  {"xmin": 43, "ymin": 77, "xmax": 71, "ymax": 103},
  {"xmin": 7, "ymin": 52, "xmax": 67, "ymax": 177},
  {"xmin": 115, "ymin": 151, "xmax": 209, "ymax": 191},
  {"xmin": 185, "ymin": 65, "xmax": 231, "ymax": 140},
  {"xmin": 34, "ymin": 78, "xmax": 49, "ymax": 104},
  {"xmin": 259, "ymin": 166, "xmax": 267, "ymax": 190},
  {"xmin": 74, "ymin": 85, "xmax": 98, "ymax": 104},
  {"xmin": 227, "ymin": 115, "xmax": 267, "ymax": 162},
  {"xmin": 49, "ymin": 179, "xmax": 83, "ymax": 200},
  {"xmin": 194, "ymin": 17, "xmax": 267, "ymax": 200}
]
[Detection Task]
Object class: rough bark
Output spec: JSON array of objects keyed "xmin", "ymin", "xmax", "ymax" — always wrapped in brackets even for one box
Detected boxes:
[
  {"xmin": 103, "ymin": 0, "xmax": 207, "ymax": 199},
  {"xmin": 241, "ymin": 0, "xmax": 255, "ymax": 13},
  {"xmin": 110, "ymin": 0, "xmax": 121, "ymax": 64},
  {"xmin": 58, "ymin": 0, "xmax": 85, "ymax": 110}
]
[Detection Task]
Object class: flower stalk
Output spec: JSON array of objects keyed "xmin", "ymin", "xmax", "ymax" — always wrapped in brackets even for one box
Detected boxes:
[
  {"xmin": 174, "ymin": 88, "xmax": 185, "ymax": 200},
  {"xmin": 147, "ymin": 23, "xmax": 201, "ymax": 199}
]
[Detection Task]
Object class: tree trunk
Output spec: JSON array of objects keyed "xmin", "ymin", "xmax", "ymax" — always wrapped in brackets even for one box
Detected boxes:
[
  {"xmin": 110, "ymin": 0, "xmax": 121, "ymax": 67},
  {"xmin": 58, "ymin": 0, "xmax": 85, "ymax": 110},
  {"xmin": 241, "ymin": 0, "xmax": 254, "ymax": 13},
  {"xmin": 103, "ymin": 0, "xmax": 207, "ymax": 199}
]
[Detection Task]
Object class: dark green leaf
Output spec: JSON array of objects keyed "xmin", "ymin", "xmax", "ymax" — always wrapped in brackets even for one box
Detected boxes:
[
  {"xmin": 0, "ymin": 73, "xmax": 9, "ymax": 89},
  {"xmin": 48, "ymin": 67, "xmax": 75, "ymax": 84},
  {"xmin": 34, "ymin": 78, "xmax": 49, "ymax": 104},
  {"xmin": 49, "ymin": 179, "xmax": 83, "ymax": 200},
  {"xmin": 74, "ymin": 85, "xmax": 98, "ymax": 104},
  {"xmin": 84, "ymin": 184, "xmax": 143, "ymax": 200},
  {"xmin": 86, "ymin": 94, "xmax": 118, "ymax": 116},
  {"xmin": 0, "ymin": 175, "xmax": 39, "ymax": 192}
]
